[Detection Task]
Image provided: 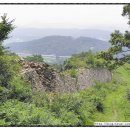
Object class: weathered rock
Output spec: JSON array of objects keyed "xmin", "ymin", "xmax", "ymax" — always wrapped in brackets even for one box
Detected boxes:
[{"xmin": 19, "ymin": 59, "xmax": 112, "ymax": 93}]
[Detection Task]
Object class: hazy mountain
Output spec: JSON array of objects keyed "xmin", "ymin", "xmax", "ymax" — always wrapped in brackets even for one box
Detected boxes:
[
  {"xmin": 6, "ymin": 35, "xmax": 110, "ymax": 56},
  {"xmin": 4, "ymin": 28, "xmax": 111, "ymax": 44}
]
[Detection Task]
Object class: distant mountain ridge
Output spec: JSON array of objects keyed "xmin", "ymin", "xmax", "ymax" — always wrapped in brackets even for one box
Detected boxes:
[
  {"xmin": 4, "ymin": 28, "xmax": 111, "ymax": 44},
  {"xmin": 6, "ymin": 35, "xmax": 110, "ymax": 56}
]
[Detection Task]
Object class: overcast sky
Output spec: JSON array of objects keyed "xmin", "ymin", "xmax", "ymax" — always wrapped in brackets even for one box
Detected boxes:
[{"xmin": 0, "ymin": 5, "xmax": 129, "ymax": 31}]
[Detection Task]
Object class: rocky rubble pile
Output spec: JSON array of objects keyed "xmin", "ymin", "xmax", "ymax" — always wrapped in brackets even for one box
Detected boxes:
[{"xmin": 19, "ymin": 59, "xmax": 112, "ymax": 93}]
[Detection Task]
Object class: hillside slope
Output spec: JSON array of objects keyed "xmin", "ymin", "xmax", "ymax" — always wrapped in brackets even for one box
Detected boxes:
[
  {"xmin": 93, "ymin": 64, "xmax": 130, "ymax": 123},
  {"xmin": 1, "ymin": 54, "xmax": 130, "ymax": 126},
  {"xmin": 6, "ymin": 36, "xmax": 110, "ymax": 56}
]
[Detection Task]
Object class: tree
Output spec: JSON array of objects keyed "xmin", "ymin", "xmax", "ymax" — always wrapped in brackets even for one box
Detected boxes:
[
  {"xmin": 0, "ymin": 14, "xmax": 15, "ymax": 87},
  {"xmin": 98, "ymin": 4, "xmax": 130, "ymax": 69},
  {"xmin": 0, "ymin": 13, "xmax": 15, "ymax": 55},
  {"xmin": 24, "ymin": 54, "xmax": 44, "ymax": 63},
  {"xmin": 122, "ymin": 4, "xmax": 130, "ymax": 25}
]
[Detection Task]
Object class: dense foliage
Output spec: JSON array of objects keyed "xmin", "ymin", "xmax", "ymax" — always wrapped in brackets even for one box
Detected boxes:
[
  {"xmin": 0, "ymin": 14, "xmax": 33, "ymax": 126},
  {"xmin": 58, "ymin": 51, "xmax": 109, "ymax": 78},
  {"xmin": 1, "ymin": 65, "xmax": 130, "ymax": 126},
  {"xmin": 24, "ymin": 54, "xmax": 44, "ymax": 63},
  {"xmin": 98, "ymin": 4, "xmax": 130, "ymax": 69},
  {"xmin": 63, "ymin": 51, "xmax": 108, "ymax": 71},
  {"xmin": 0, "ymin": 14, "xmax": 14, "ymax": 55}
]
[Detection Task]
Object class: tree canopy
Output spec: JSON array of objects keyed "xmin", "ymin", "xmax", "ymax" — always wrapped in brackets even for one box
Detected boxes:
[
  {"xmin": 24, "ymin": 54, "xmax": 44, "ymax": 63},
  {"xmin": 98, "ymin": 4, "xmax": 130, "ymax": 69},
  {"xmin": 0, "ymin": 13, "xmax": 14, "ymax": 55}
]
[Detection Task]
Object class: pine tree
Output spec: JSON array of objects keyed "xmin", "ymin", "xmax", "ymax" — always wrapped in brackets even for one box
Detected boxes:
[{"xmin": 0, "ymin": 13, "xmax": 14, "ymax": 55}]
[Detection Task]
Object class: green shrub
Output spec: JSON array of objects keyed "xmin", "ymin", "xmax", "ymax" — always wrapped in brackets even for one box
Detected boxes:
[
  {"xmin": 61, "ymin": 69, "xmax": 77, "ymax": 78},
  {"xmin": 0, "ymin": 56, "xmax": 12, "ymax": 88},
  {"xmin": 0, "ymin": 56, "xmax": 32, "ymax": 102},
  {"xmin": 49, "ymin": 93, "xmax": 96, "ymax": 126},
  {"xmin": 0, "ymin": 55, "xmax": 20, "ymax": 88},
  {"xmin": 0, "ymin": 86, "xmax": 12, "ymax": 102},
  {"xmin": 10, "ymin": 76, "xmax": 32, "ymax": 102},
  {"xmin": 32, "ymin": 92, "xmax": 51, "ymax": 108},
  {"xmin": 24, "ymin": 54, "xmax": 44, "ymax": 63},
  {"xmin": 126, "ymin": 89, "xmax": 130, "ymax": 103},
  {"xmin": 58, "ymin": 109, "xmax": 80, "ymax": 126},
  {"xmin": 63, "ymin": 50, "xmax": 108, "ymax": 71},
  {"xmin": 0, "ymin": 100, "xmax": 61, "ymax": 126},
  {"xmin": 70, "ymin": 69, "xmax": 77, "ymax": 78}
]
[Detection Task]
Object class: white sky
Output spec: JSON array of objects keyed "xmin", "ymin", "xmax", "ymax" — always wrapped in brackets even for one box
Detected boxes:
[{"xmin": 0, "ymin": 5, "xmax": 129, "ymax": 31}]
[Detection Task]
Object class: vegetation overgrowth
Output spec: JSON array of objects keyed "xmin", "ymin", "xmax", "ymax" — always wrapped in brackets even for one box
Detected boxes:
[{"xmin": 1, "ymin": 4, "xmax": 130, "ymax": 126}]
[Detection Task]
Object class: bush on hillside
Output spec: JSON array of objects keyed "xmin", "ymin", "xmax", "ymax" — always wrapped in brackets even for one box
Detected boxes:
[{"xmin": 24, "ymin": 54, "xmax": 44, "ymax": 63}]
